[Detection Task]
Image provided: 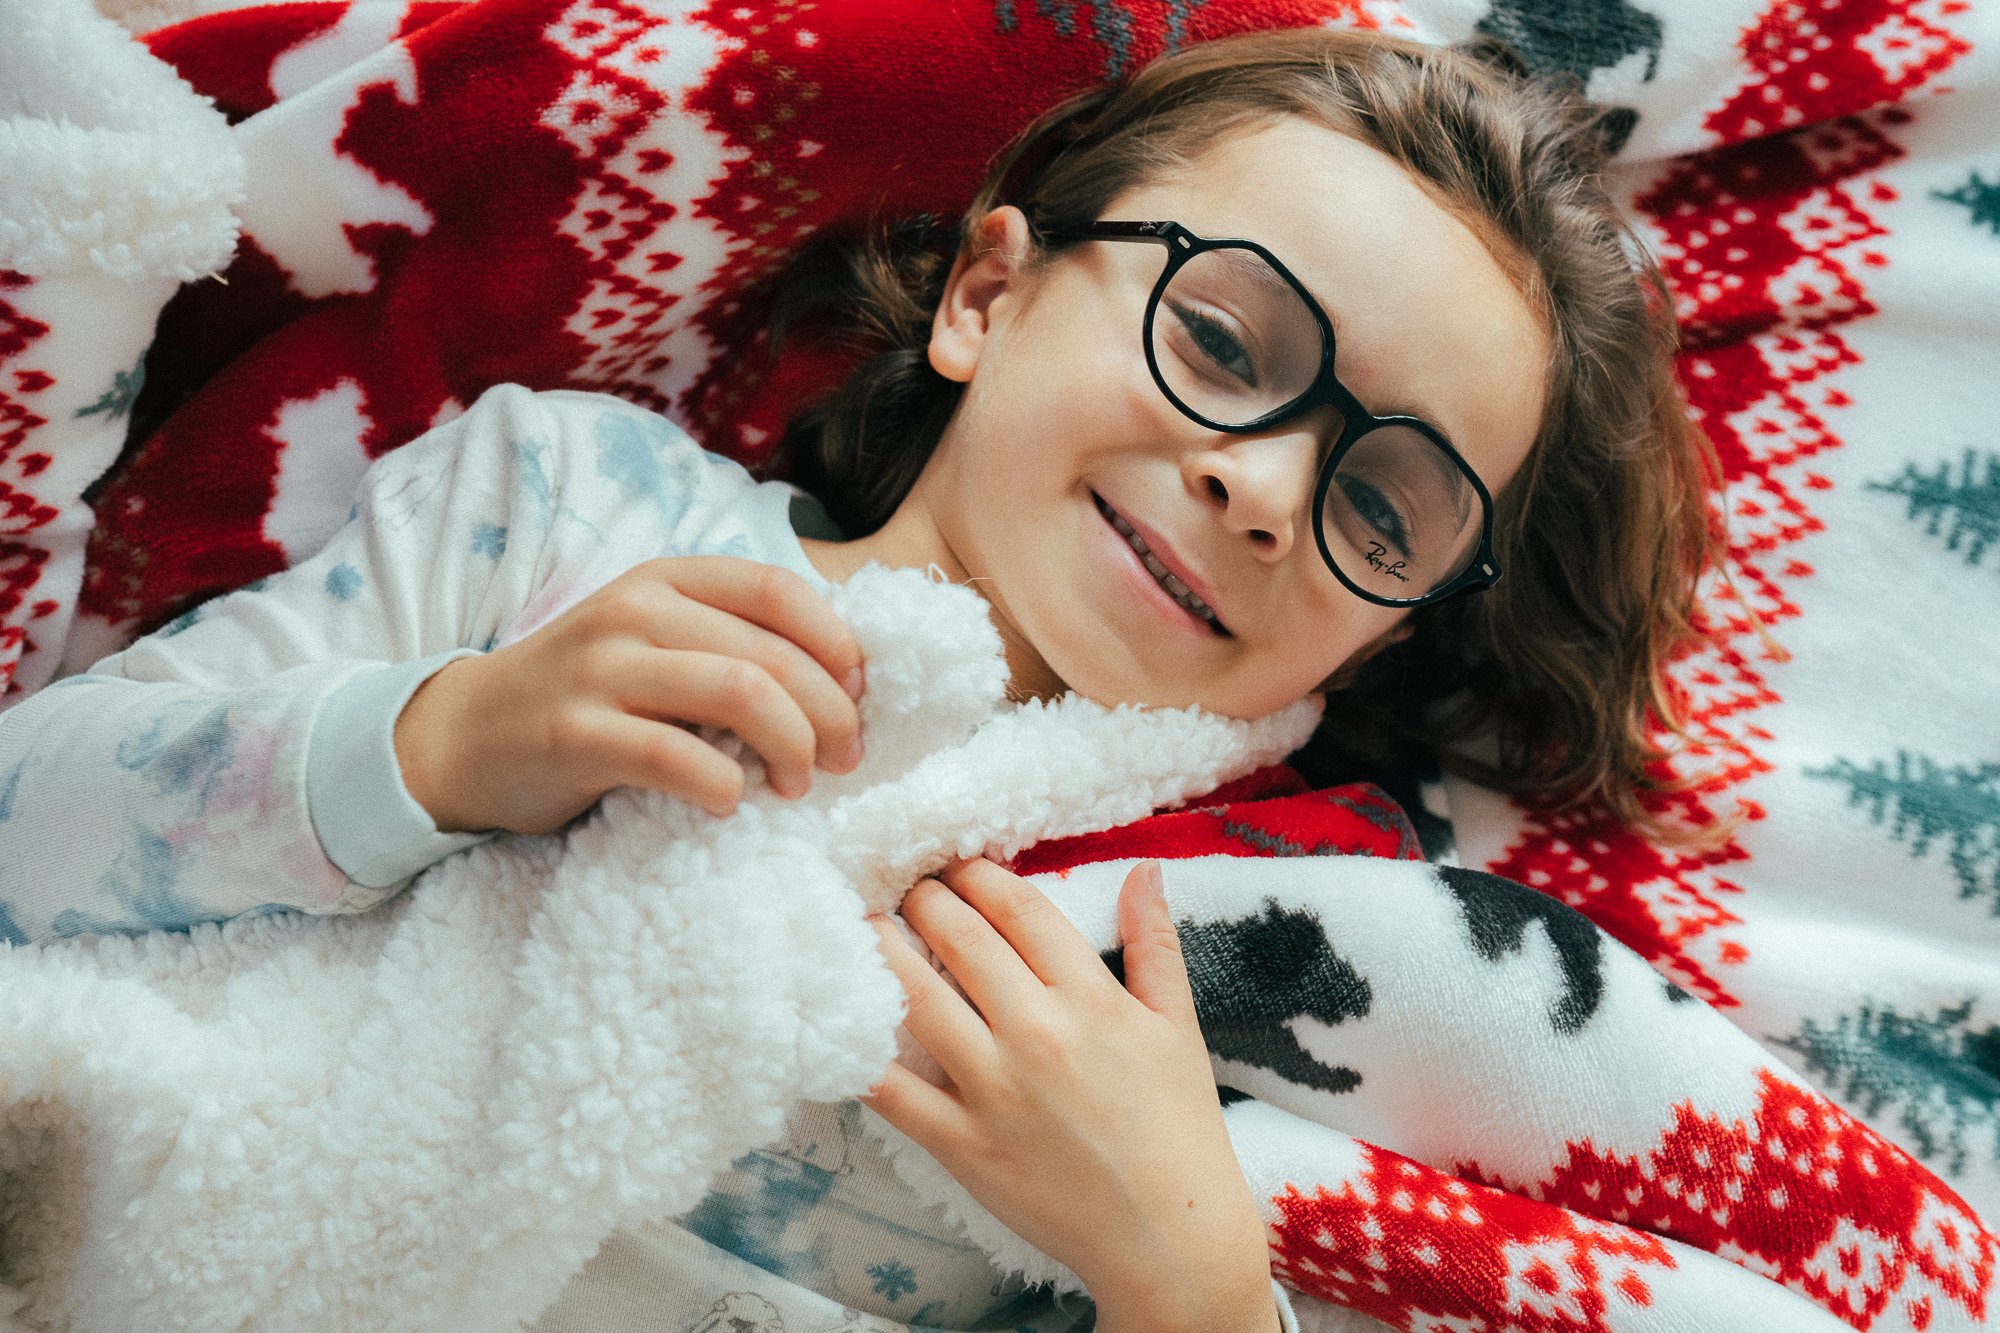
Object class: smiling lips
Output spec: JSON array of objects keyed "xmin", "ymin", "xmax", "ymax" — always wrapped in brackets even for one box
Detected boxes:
[{"xmin": 1092, "ymin": 493, "xmax": 1229, "ymax": 635}]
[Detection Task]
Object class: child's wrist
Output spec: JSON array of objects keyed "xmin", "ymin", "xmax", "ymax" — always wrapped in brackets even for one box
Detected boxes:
[
  {"xmin": 394, "ymin": 656, "xmax": 482, "ymax": 833},
  {"xmin": 1083, "ymin": 1232, "xmax": 1278, "ymax": 1333},
  {"xmin": 1089, "ymin": 1267, "xmax": 1283, "ymax": 1333}
]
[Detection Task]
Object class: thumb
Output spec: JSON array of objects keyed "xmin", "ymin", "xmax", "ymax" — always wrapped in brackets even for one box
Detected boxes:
[{"xmin": 1116, "ymin": 860, "xmax": 1200, "ymax": 1029}]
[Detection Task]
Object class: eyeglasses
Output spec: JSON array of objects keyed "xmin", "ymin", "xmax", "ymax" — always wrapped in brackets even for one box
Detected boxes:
[{"xmin": 1036, "ymin": 219, "xmax": 1502, "ymax": 608}]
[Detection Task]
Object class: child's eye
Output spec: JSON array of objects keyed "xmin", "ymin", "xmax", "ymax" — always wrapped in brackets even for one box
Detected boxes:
[
  {"xmin": 1166, "ymin": 300, "xmax": 1259, "ymax": 388},
  {"xmin": 1334, "ymin": 474, "xmax": 1414, "ymax": 557}
]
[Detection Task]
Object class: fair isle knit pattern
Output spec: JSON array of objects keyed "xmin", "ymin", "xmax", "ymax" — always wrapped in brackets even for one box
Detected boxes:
[{"xmin": 1, "ymin": 1, "xmax": 1997, "ymax": 1330}]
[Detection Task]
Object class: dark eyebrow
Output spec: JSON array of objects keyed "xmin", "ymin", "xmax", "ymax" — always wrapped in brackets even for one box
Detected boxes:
[{"xmin": 1209, "ymin": 246, "xmax": 1301, "ymax": 302}]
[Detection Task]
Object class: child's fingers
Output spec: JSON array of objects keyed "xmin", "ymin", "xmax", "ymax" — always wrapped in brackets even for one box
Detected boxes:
[
  {"xmin": 1115, "ymin": 861, "xmax": 1201, "ymax": 1030},
  {"xmin": 870, "ymin": 912, "xmax": 996, "ymax": 1081},
  {"xmin": 900, "ymin": 875, "xmax": 1045, "ymax": 1026},
  {"xmin": 620, "ymin": 594, "xmax": 864, "ymax": 777},
  {"xmin": 653, "ymin": 557, "xmax": 866, "ymax": 702},
  {"xmin": 615, "ymin": 649, "xmax": 820, "ymax": 800},
  {"xmin": 595, "ymin": 712, "xmax": 747, "ymax": 817},
  {"xmin": 937, "ymin": 857, "xmax": 1112, "ymax": 990},
  {"xmin": 857, "ymin": 1057, "xmax": 971, "ymax": 1156}
]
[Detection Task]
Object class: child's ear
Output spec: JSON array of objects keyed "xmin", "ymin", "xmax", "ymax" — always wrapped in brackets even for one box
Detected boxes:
[{"xmin": 928, "ymin": 206, "xmax": 1036, "ymax": 384}]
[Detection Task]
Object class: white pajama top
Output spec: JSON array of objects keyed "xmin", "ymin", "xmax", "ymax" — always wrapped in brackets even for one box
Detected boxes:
[{"xmin": 0, "ymin": 383, "xmax": 1299, "ymax": 1332}]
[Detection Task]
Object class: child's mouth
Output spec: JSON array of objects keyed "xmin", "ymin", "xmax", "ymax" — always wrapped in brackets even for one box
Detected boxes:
[{"xmin": 1092, "ymin": 493, "xmax": 1231, "ymax": 637}]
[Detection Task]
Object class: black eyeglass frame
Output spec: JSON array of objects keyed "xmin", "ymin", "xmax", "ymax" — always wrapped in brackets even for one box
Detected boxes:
[{"xmin": 1035, "ymin": 219, "xmax": 1502, "ymax": 609}]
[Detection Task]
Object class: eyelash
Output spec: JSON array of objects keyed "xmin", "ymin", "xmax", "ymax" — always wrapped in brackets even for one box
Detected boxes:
[
  {"xmin": 1170, "ymin": 301, "xmax": 1257, "ymax": 388},
  {"xmin": 1337, "ymin": 474, "xmax": 1414, "ymax": 556}
]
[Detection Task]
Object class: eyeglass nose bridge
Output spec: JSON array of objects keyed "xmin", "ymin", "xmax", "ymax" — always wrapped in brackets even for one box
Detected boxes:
[{"xmin": 1150, "ymin": 279, "xmax": 1507, "ymax": 610}]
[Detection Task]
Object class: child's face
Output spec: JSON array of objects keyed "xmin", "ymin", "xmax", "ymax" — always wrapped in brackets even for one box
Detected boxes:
[{"xmin": 907, "ymin": 116, "xmax": 1549, "ymax": 718}]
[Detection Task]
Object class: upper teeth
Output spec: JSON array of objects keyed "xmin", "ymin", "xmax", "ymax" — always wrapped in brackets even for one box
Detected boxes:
[{"xmin": 1105, "ymin": 504, "xmax": 1221, "ymax": 627}]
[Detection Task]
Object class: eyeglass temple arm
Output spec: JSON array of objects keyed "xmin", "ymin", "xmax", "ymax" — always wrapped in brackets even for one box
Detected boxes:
[{"xmin": 1033, "ymin": 220, "xmax": 1182, "ymax": 246}]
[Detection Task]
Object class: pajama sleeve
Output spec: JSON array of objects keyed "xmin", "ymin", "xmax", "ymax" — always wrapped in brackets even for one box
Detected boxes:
[{"xmin": 0, "ymin": 383, "xmax": 599, "ymax": 944}]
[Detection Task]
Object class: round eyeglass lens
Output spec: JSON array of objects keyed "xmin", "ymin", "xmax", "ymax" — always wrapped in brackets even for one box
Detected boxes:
[
  {"xmin": 1151, "ymin": 246, "xmax": 1322, "ymax": 426},
  {"xmin": 1320, "ymin": 423, "xmax": 1484, "ymax": 601}
]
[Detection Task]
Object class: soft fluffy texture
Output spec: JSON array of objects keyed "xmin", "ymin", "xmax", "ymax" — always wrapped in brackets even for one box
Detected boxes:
[
  {"xmin": 0, "ymin": 563, "xmax": 1316, "ymax": 1332},
  {"xmin": 0, "ymin": 0, "xmax": 239, "ymax": 283}
]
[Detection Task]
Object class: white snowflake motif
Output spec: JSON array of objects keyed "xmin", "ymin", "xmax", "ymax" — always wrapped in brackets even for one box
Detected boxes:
[
  {"xmin": 1775, "ymin": 190, "xmax": 1876, "ymax": 258},
  {"xmin": 1854, "ymin": 9, "xmax": 1953, "ymax": 85},
  {"xmin": 540, "ymin": 68, "xmax": 647, "ymax": 161},
  {"xmin": 1908, "ymin": 1191, "xmax": 1989, "ymax": 1297},
  {"xmin": 1800, "ymin": 1218, "xmax": 1902, "ymax": 1320},
  {"xmin": 1497, "ymin": 1236, "xmax": 1597, "ymax": 1325},
  {"xmin": 545, "ymin": 0, "xmax": 651, "ymax": 60}
]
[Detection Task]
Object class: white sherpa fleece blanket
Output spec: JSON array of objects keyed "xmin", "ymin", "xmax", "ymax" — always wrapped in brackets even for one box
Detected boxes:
[{"xmin": 0, "ymin": 563, "xmax": 1317, "ymax": 1333}]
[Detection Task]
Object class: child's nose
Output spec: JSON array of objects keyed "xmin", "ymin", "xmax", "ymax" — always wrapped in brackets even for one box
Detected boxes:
[{"xmin": 1189, "ymin": 427, "xmax": 1323, "ymax": 561}]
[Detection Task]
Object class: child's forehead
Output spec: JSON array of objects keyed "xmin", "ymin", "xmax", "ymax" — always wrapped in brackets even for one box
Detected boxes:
[{"xmin": 1116, "ymin": 119, "xmax": 1489, "ymax": 297}]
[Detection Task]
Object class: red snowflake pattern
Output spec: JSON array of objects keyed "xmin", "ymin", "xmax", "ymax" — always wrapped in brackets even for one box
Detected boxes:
[
  {"xmin": 1488, "ymin": 0, "xmax": 1969, "ymax": 1007},
  {"xmin": 0, "ymin": 272, "xmax": 56, "ymax": 693},
  {"xmin": 1270, "ymin": 1142, "xmax": 1678, "ymax": 1332},
  {"xmin": 1010, "ymin": 773, "xmax": 1423, "ymax": 876},
  {"xmin": 1460, "ymin": 1071, "xmax": 1995, "ymax": 1330}
]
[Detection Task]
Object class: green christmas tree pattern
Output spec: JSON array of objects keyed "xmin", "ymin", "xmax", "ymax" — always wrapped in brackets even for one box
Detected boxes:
[
  {"xmin": 1868, "ymin": 450, "xmax": 2000, "ymax": 569},
  {"xmin": 1776, "ymin": 1000, "xmax": 1999, "ymax": 1176},
  {"xmin": 1935, "ymin": 170, "xmax": 2000, "ymax": 236},
  {"xmin": 1808, "ymin": 752, "xmax": 2000, "ymax": 912},
  {"xmin": 74, "ymin": 360, "xmax": 145, "ymax": 422}
]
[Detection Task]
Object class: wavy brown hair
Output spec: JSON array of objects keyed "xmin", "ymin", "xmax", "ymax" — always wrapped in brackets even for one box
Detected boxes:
[{"xmin": 774, "ymin": 26, "xmax": 1721, "ymax": 834}]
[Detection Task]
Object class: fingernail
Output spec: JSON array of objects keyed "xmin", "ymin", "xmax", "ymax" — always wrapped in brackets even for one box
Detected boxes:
[
  {"xmin": 1140, "ymin": 860, "xmax": 1165, "ymax": 897},
  {"xmin": 835, "ymin": 736, "xmax": 864, "ymax": 771},
  {"xmin": 843, "ymin": 666, "xmax": 866, "ymax": 700}
]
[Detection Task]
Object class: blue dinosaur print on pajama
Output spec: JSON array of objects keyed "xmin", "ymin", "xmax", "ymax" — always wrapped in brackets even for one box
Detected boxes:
[
  {"xmin": 513, "ymin": 438, "xmax": 556, "ymax": 524},
  {"xmin": 679, "ymin": 1148, "xmax": 842, "ymax": 1286},
  {"xmin": 326, "ymin": 563, "xmax": 364, "ymax": 601},
  {"xmin": 113, "ymin": 703, "xmax": 237, "ymax": 814},
  {"xmin": 53, "ymin": 825, "xmax": 212, "ymax": 936},
  {"xmin": 594, "ymin": 411, "xmax": 699, "ymax": 531},
  {"xmin": 147, "ymin": 707, "xmax": 234, "ymax": 806},
  {"xmin": 114, "ymin": 717, "xmax": 168, "ymax": 770}
]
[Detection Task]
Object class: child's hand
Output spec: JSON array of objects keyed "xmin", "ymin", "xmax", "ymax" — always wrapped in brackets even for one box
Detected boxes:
[
  {"xmin": 395, "ymin": 556, "xmax": 865, "ymax": 833},
  {"xmin": 863, "ymin": 858, "xmax": 1280, "ymax": 1333}
]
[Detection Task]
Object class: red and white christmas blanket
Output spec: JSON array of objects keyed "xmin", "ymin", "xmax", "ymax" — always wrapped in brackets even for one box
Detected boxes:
[{"xmin": 1, "ymin": 0, "xmax": 1996, "ymax": 1330}]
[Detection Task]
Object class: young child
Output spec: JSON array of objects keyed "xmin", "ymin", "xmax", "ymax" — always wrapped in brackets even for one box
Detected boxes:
[{"xmin": 0, "ymin": 26, "xmax": 1711, "ymax": 1332}]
